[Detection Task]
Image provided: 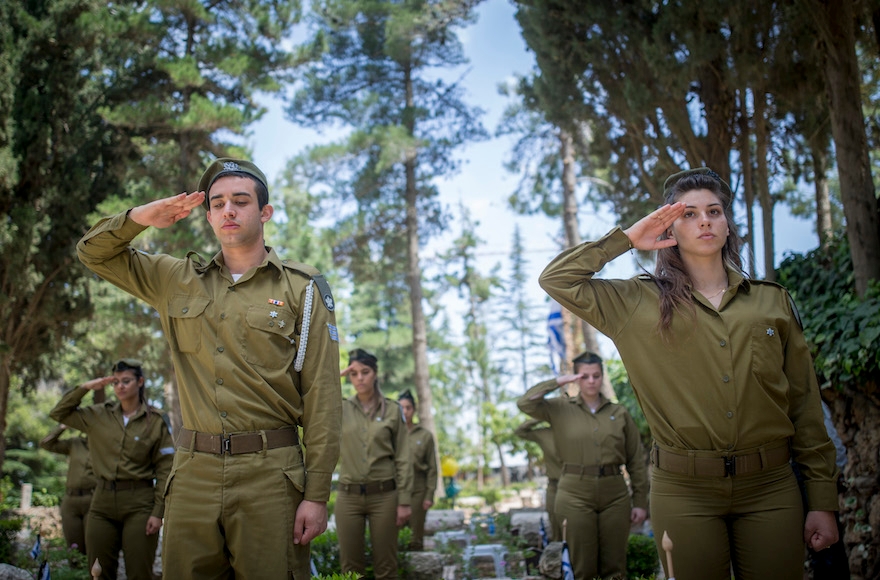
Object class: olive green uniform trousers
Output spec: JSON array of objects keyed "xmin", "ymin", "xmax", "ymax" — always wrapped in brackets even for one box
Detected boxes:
[
  {"xmin": 60, "ymin": 491, "xmax": 92, "ymax": 554},
  {"xmin": 408, "ymin": 473, "xmax": 429, "ymax": 550},
  {"xmin": 555, "ymin": 473, "xmax": 630, "ymax": 580},
  {"xmin": 162, "ymin": 445, "xmax": 309, "ymax": 579},
  {"xmin": 650, "ymin": 463, "xmax": 804, "ymax": 580},
  {"xmin": 87, "ymin": 485, "xmax": 158, "ymax": 580},
  {"xmin": 546, "ymin": 478, "xmax": 560, "ymax": 542},
  {"xmin": 336, "ymin": 488, "xmax": 399, "ymax": 579}
]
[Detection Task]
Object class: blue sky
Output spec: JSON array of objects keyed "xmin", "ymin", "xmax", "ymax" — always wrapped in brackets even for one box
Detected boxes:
[{"xmin": 248, "ymin": 0, "xmax": 821, "ymax": 358}]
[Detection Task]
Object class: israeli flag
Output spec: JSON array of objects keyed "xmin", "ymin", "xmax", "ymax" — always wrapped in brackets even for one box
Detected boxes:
[
  {"xmin": 310, "ymin": 558, "xmax": 318, "ymax": 576},
  {"xmin": 561, "ymin": 540, "xmax": 575, "ymax": 580},
  {"xmin": 29, "ymin": 534, "xmax": 41, "ymax": 560},
  {"xmin": 547, "ymin": 301, "xmax": 565, "ymax": 374},
  {"xmin": 39, "ymin": 560, "xmax": 51, "ymax": 580},
  {"xmin": 539, "ymin": 517, "xmax": 549, "ymax": 548}
]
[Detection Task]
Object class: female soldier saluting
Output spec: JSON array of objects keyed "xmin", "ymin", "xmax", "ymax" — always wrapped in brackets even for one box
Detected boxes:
[
  {"xmin": 336, "ymin": 349, "xmax": 413, "ymax": 579},
  {"xmin": 50, "ymin": 359, "xmax": 174, "ymax": 580},
  {"xmin": 518, "ymin": 351, "xmax": 648, "ymax": 580},
  {"xmin": 538, "ymin": 167, "xmax": 839, "ymax": 580}
]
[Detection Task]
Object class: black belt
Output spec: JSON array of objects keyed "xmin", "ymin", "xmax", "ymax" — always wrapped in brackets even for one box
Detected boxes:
[
  {"xmin": 562, "ymin": 463, "xmax": 621, "ymax": 477},
  {"xmin": 651, "ymin": 441, "xmax": 791, "ymax": 477},
  {"xmin": 179, "ymin": 427, "xmax": 299, "ymax": 455},
  {"xmin": 102, "ymin": 479, "xmax": 153, "ymax": 491},
  {"xmin": 67, "ymin": 487, "xmax": 95, "ymax": 496},
  {"xmin": 338, "ymin": 480, "xmax": 396, "ymax": 495}
]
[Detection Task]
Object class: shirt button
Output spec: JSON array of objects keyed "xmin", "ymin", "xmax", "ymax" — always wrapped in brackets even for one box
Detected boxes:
[
  {"xmin": 722, "ymin": 375, "xmax": 730, "ymax": 383},
  {"xmin": 182, "ymin": 307, "xmax": 189, "ymax": 314},
  {"xmin": 229, "ymin": 286, "xmax": 235, "ymax": 292},
  {"xmin": 216, "ymin": 378, "xmax": 224, "ymax": 385},
  {"xmin": 220, "ymin": 411, "xmax": 227, "ymax": 418},
  {"xmin": 719, "ymin": 340, "xmax": 726, "ymax": 347},
  {"xmin": 220, "ymin": 313, "xmax": 227, "ymax": 319},
  {"xmin": 217, "ymin": 347, "xmax": 224, "ymax": 353},
  {"xmin": 268, "ymin": 321, "xmax": 274, "ymax": 327},
  {"xmin": 726, "ymin": 411, "xmax": 733, "ymax": 418}
]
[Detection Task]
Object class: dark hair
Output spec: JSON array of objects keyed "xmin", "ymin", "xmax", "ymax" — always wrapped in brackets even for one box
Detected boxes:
[
  {"xmin": 112, "ymin": 359, "xmax": 152, "ymax": 425},
  {"xmin": 206, "ymin": 171, "xmax": 269, "ymax": 210},
  {"xmin": 398, "ymin": 389, "xmax": 416, "ymax": 411},
  {"xmin": 572, "ymin": 351, "xmax": 603, "ymax": 374},
  {"xmin": 347, "ymin": 348, "xmax": 384, "ymax": 419},
  {"xmin": 653, "ymin": 171, "xmax": 744, "ymax": 338}
]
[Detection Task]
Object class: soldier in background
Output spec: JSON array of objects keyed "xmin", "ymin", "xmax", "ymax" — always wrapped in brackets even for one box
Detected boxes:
[
  {"xmin": 514, "ymin": 418, "xmax": 563, "ymax": 542},
  {"xmin": 40, "ymin": 424, "xmax": 97, "ymax": 555}
]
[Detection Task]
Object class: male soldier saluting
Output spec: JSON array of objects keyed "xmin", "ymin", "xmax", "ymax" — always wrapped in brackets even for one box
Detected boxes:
[{"xmin": 77, "ymin": 158, "xmax": 342, "ymax": 579}]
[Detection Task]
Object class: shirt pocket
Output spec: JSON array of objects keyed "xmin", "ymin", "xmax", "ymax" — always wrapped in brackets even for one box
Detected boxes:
[
  {"xmin": 750, "ymin": 322, "xmax": 784, "ymax": 381},
  {"xmin": 167, "ymin": 295, "xmax": 211, "ymax": 353},
  {"xmin": 242, "ymin": 305, "xmax": 298, "ymax": 369}
]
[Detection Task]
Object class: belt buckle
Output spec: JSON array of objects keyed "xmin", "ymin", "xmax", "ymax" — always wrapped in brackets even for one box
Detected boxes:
[
  {"xmin": 222, "ymin": 434, "xmax": 232, "ymax": 455},
  {"xmin": 724, "ymin": 455, "xmax": 736, "ymax": 477},
  {"xmin": 598, "ymin": 465, "xmax": 606, "ymax": 476},
  {"xmin": 359, "ymin": 484, "xmax": 367, "ymax": 495},
  {"xmin": 108, "ymin": 481, "xmax": 117, "ymax": 491}
]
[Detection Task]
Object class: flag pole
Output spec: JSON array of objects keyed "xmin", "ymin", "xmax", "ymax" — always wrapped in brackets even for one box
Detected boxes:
[
  {"xmin": 91, "ymin": 558, "xmax": 102, "ymax": 580},
  {"xmin": 661, "ymin": 530, "xmax": 675, "ymax": 580}
]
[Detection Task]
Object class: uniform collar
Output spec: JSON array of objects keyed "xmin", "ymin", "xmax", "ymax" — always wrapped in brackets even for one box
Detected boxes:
[
  {"xmin": 572, "ymin": 392, "xmax": 610, "ymax": 412},
  {"xmin": 192, "ymin": 246, "xmax": 284, "ymax": 278}
]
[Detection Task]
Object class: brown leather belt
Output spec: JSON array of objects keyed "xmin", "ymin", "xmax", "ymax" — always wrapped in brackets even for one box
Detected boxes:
[
  {"xmin": 562, "ymin": 463, "xmax": 621, "ymax": 477},
  {"xmin": 67, "ymin": 487, "xmax": 95, "ymax": 496},
  {"xmin": 651, "ymin": 441, "xmax": 791, "ymax": 477},
  {"xmin": 179, "ymin": 427, "xmax": 298, "ymax": 455},
  {"xmin": 338, "ymin": 480, "xmax": 396, "ymax": 495},
  {"xmin": 102, "ymin": 479, "xmax": 153, "ymax": 491}
]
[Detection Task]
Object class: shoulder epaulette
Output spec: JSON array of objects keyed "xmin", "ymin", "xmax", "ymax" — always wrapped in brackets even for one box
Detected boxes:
[
  {"xmin": 282, "ymin": 260, "xmax": 335, "ymax": 312},
  {"xmin": 185, "ymin": 250, "xmax": 207, "ymax": 267},
  {"xmin": 752, "ymin": 280, "xmax": 803, "ymax": 329}
]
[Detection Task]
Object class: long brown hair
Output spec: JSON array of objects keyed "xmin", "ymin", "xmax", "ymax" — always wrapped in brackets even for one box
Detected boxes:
[{"xmin": 651, "ymin": 170, "xmax": 744, "ymax": 338}]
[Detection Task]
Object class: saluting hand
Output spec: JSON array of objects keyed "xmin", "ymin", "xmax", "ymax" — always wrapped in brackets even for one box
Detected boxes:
[
  {"xmin": 340, "ymin": 364, "xmax": 354, "ymax": 378},
  {"xmin": 623, "ymin": 202, "xmax": 686, "ymax": 251},
  {"xmin": 555, "ymin": 374, "xmax": 584, "ymax": 386},
  {"xmin": 129, "ymin": 192, "xmax": 206, "ymax": 229},
  {"xmin": 81, "ymin": 376, "xmax": 115, "ymax": 391}
]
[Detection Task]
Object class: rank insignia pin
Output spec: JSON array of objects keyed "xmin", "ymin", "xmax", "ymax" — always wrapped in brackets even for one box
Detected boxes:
[
  {"xmin": 269, "ymin": 311, "xmax": 278, "ymax": 318},
  {"xmin": 268, "ymin": 298, "xmax": 285, "ymax": 306}
]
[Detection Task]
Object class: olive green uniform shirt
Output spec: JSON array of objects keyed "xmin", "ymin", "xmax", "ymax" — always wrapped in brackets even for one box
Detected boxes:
[
  {"xmin": 518, "ymin": 383, "xmax": 648, "ymax": 509},
  {"xmin": 339, "ymin": 396, "xmax": 413, "ymax": 505},
  {"xmin": 50, "ymin": 387, "xmax": 174, "ymax": 518},
  {"xmin": 406, "ymin": 423, "xmax": 438, "ymax": 498},
  {"xmin": 514, "ymin": 420, "xmax": 563, "ymax": 480},
  {"xmin": 539, "ymin": 227, "xmax": 838, "ymax": 511},
  {"xmin": 77, "ymin": 211, "xmax": 342, "ymax": 503},
  {"xmin": 40, "ymin": 429, "xmax": 97, "ymax": 492}
]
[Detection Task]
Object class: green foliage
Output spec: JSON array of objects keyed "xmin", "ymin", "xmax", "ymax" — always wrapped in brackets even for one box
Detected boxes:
[
  {"xmin": 311, "ymin": 526, "xmax": 411, "ymax": 579},
  {"xmin": 627, "ymin": 534, "xmax": 659, "ymax": 578},
  {"xmin": 776, "ymin": 233, "xmax": 880, "ymax": 389},
  {"xmin": 607, "ymin": 360, "xmax": 652, "ymax": 449},
  {"xmin": 0, "ymin": 517, "xmax": 23, "ymax": 564}
]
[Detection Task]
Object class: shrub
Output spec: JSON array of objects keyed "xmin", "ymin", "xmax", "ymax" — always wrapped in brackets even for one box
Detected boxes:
[{"xmin": 627, "ymin": 533, "xmax": 659, "ymax": 578}]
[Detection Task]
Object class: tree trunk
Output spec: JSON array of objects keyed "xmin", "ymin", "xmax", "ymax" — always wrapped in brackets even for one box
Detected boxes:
[
  {"xmin": 811, "ymin": 142, "xmax": 833, "ymax": 248},
  {"xmin": 402, "ymin": 62, "xmax": 443, "ymax": 496},
  {"xmin": 0, "ymin": 357, "xmax": 9, "ymax": 475},
  {"xmin": 814, "ymin": 0, "xmax": 880, "ymax": 295},
  {"xmin": 829, "ymin": 386, "xmax": 880, "ymax": 580},
  {"xmin": 163, "ymin": 368, "xmax": 183, "ymax": 441},
  {"xmin": 559, "ymin": 130, "xmax": 615, "ymax": 400},
  {"xmin": 495, "ymin": 442, "xmax": 510, "ymax": 488},
  {"xmin": 738, "ymin": 88, "xmax": 758, "ymax": 277},
  {"xmin": 753, "ymin": 90, "xmax": 776, "ymax": 281}
]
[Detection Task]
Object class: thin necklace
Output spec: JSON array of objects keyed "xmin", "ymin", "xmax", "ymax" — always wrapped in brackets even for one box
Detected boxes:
[{"xmin": 702, "ymin": 287, "xmax": 726, "ymax": 300}]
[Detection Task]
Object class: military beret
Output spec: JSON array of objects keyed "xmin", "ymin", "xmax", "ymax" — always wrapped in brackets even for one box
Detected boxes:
[
  {"xmin": 112, "ymin": 358, "xmax": 143, "ymax": 372},
  {"xmin": 663, "ymin": 166, "xmax": 733, "ymax": 207},
  {"xmin": 198, "ymin": 158, "xmax": 268, "ymax": 198}
]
